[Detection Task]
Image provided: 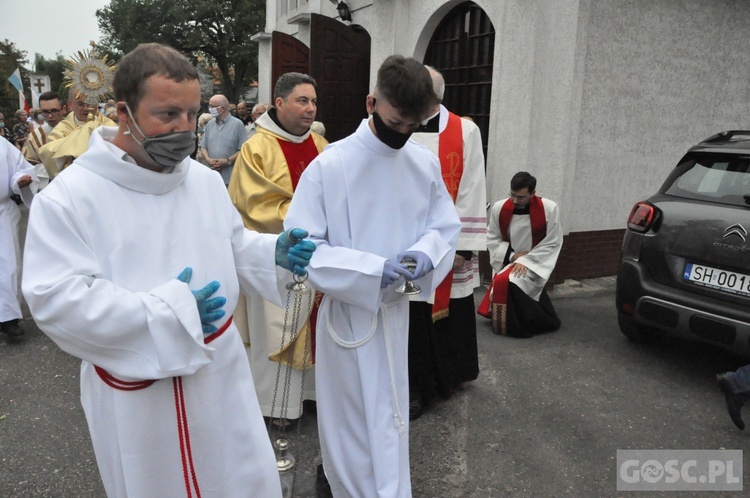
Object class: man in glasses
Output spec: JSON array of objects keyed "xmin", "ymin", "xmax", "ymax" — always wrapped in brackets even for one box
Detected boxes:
[
  {"xmin": 39, "ymin": 87, "xmax": 116, "ymax": 177},
  {"xmin": 199, "ymin": 94, "xmax": 246, "ymax": 186},
  {"xmin": 478, "ymin": 171, "xmax": 563, "ymax": 337},
  {"xmin": 22, "ymin": 91, "xmax": 64, "ymax": 188}
]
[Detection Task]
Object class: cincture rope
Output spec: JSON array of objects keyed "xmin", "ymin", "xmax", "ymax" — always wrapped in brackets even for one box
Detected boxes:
[
  {"xmin": 93, "ymin": 316, "xmax": 233, "ymax": 498},
  {"xmin": 326, "ymin": 299, "xmax": 406, "ymax": 434}
]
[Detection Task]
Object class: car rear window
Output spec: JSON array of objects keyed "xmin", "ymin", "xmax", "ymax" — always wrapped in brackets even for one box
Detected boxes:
[{"xmin": 660, "ymin": 152, "xmax": 750, "ymax": 207}]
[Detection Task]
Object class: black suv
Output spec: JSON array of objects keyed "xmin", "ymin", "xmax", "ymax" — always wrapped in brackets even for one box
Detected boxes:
[{"xmin": 616, "ymin": 130, "xmax": 750, "ymax": 357}]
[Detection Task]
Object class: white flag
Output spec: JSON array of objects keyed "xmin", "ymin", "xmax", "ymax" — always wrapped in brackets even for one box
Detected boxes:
[
  {"xmin": 29, "ymin": 74, "xmax": 51, "ymax": 108},
  {"xmin": 7, "ymin": 67, "xmax": 23, "ymax": 92}
]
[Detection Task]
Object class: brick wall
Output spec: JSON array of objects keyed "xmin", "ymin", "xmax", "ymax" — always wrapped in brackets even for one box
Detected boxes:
[
  {"xmin": 551, "ymin": 228, "xmax": 625, "ymax": 284},
  {"xmin": 478, "ymin": 228, "xmax": 626, "ymax": 286}
]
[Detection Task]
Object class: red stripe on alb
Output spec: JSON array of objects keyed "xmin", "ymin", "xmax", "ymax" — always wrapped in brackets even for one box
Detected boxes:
[
  {"xmin": 94, "ymin": 367, "xmax": 157, "ymax": 390},
  {"xmin": 174, "ymin": 377, "xmax": 192, "ymax": 498},
  {"xmin": 94, "ymin": 315, "xmax": 235, "ymax": 497},
  {"xmin": 174, "ymin": 376, "xmax": 201, "ymax": 498},
  {"xmin": 94, "ymin": 316, "xmax": 234, "ymax": 390},
  {"xmin": 204, "ymin": 315, "xmax": 233, "ymax": 344}
]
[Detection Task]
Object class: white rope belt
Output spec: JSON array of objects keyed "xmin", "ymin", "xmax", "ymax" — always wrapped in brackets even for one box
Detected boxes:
[{"xmin": 325, "ymin": 298, "xmax": 406, "ymax": 434}]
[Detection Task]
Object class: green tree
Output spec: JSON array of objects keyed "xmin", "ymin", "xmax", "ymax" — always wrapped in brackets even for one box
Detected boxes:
[
  {"xmin": 33, "ymin": 53, "xmax": 67, "ymax": 98},
  {"xmin": 96, "ymin": 0, "xmax": 265, "ymax": 102},
  {"xmin": 0, "ymin": 39, "xmax": 29, "ymax": 123}
]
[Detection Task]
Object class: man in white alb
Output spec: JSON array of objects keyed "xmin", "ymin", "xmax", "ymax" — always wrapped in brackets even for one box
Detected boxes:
[
  {"xmin": 285, "ymin": 55, "xmax": 461, "ymax": 498},
  {"xmin": 22, "ymin": 43, "xmax": 315, "ymax": 498}
]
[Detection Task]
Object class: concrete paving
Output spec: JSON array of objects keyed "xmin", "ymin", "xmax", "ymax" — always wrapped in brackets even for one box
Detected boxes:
[{"xmin": 3, "ymin": 272, "xmax": 749, "ymax": 497}]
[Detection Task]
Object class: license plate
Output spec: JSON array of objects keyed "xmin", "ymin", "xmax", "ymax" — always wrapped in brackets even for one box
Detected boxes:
[{"xmin": 683, "ymin": 263, "xmax": 750, "ymax": 297}]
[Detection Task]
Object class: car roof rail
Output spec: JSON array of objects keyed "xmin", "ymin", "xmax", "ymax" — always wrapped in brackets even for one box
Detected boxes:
[{"xmin": 700, "ymin": 130, "xmax": 750, "ymax": 143}]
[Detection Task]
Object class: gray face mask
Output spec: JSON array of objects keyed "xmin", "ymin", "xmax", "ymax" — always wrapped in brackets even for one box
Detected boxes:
[{"xmin": 125, "ymin": 104, "xmax": 195, "ymax": 170}]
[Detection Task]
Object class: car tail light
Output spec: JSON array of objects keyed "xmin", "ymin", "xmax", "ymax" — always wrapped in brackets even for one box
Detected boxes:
[{"xmin": 627, "ymin": 202, "xmax": 656, "ymax": 233}]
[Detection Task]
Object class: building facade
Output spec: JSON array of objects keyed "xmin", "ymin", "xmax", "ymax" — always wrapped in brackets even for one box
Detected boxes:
[{"xmin": 256, "ymin": 0, "xmax": 750, "ymax": 281}]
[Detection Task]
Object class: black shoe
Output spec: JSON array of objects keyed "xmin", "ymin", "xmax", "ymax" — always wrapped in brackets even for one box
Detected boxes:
[
  {"xmin": 409, "ymin": 395, "xmax": 424, "ymax": 420},
  {"xmin": 717, "ymin": 373, "xmax": 745, "ymax": 430},
  {"xmin": 316, "ymin": 463, "xmax": 332, "ymax": 496},
  {"xmin": 303, "ymin": 399, "xmax": 317, "ymax": 415},
  {"xmin": 0, "ymin": 319, "xmax": 23, "ymax": 338}
]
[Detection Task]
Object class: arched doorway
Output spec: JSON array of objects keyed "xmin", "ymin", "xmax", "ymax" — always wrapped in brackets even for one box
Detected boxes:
[
  {"xmin": 424, "ymin": 2, "xmax": 495, "ymax": 162},
  {"xmin": 424, "ymin": 2, "xmax": 495, "ymax": 282}
]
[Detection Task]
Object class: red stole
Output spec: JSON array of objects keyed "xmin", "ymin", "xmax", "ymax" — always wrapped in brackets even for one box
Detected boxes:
[
  {"xmin": 432, "ymin": 112, "xmax": 463, "ymax": 322},
  {"xmin": 499, "ymin": 195, "xmax": 546, "ymax": 248},
  {"xmin": 276, "ymin": 134, "xmax": 320, "ymax": 190},
  {"xmin": 477, "ymin": 196, "xmax": 547, "ymax": 325}
]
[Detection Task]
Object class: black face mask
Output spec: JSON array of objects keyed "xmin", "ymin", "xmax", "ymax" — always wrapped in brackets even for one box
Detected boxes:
[{"xmin": 371, "ymin": 100, "xmax": 413, "ymax": 150}]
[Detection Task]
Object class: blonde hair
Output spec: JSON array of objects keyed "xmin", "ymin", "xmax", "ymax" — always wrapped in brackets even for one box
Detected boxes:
[{"xmin": 198, "ymin": 113, "xmax": 213, "ymax": 128}]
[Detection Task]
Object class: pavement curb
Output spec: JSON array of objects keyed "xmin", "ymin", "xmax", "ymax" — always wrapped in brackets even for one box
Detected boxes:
[{"xmin": 548, "ymin": 275, "xmax": 616, "ymax": 299}]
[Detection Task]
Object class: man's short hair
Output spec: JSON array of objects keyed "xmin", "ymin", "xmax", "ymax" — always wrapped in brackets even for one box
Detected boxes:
[
  {"xmin": 39, "ymin": 91, "xmax": 62, "ymax": 105},
  {"xmin": 375, "ymin": 55, "xmax": 436, "ymax": 122},
  {"xmin": 510, "ymin": 171, "xmax": 537, "ymax": 192},
  {"xmin": 114, "ymin": 43, "xmax": 199, "ymax": 110},
  {"xmin": 274, "ymin": 72, "xmax": 317, "ymax": 101}
]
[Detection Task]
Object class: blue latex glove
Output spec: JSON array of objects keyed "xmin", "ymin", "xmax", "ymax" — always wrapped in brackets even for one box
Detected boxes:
[
  {"xmin": 397, "ymin": 251, "xmax": 434, "ymax": 280},
  {"xmin": 177, "ymin": 267, "xmax": 226, "ymax": 334},
  {"xmin": 381, "ymin": 260, "xmax": 413, "ymax": 288},
  {"xmin": 276, "ymin": 228, "xmax": 316, "ymax": 276}
]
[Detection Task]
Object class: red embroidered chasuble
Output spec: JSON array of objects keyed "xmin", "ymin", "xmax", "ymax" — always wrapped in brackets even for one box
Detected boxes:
[
  {"xmin": 477, "ymin": 196, "xmax": 547, "ymax": 332},
  {"xmin": 276, "ymin": 135, "xmax": 320, "ymax": 190},
  {"xmin": 432, "ymin": 112, "xmax": 464, "ymax": 322}
]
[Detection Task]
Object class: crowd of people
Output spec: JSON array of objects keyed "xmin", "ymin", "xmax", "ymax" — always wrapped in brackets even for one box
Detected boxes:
[{"xmin": 0, "ymin": 41, "xmax": 581, "ymax": 497}]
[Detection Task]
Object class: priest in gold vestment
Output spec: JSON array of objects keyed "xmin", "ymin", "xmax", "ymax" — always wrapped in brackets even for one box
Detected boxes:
[
  {"xmin": 39, "ymin": 91, "xmax": 116, "ymax": 178},
  {"xmin": 39, "ymin": 51, "xmax": 117, "ymax": 178},
  {"xmin": 228, "ymin": 72, "xmax": 327, "ymax": 423}
]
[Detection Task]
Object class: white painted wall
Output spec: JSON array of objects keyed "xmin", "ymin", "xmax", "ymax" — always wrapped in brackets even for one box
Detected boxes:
[
  {"xmin": 570, "ymin": 0, "xmax": 750, "ymax": 232},
  {"xmin": 261, "ymin": 0, "xmax": 750, "ymax": 235}
]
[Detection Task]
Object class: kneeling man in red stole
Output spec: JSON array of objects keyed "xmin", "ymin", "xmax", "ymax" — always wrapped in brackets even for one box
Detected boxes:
[{"xmin": 478, "ymin": 171, "xmax": 563, "ymax": 337}]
